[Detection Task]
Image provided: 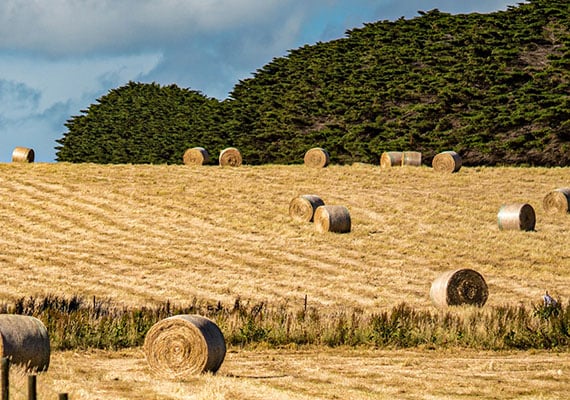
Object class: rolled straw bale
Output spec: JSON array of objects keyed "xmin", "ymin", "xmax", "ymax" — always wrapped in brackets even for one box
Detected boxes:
[
  {"xmin": 0, "ymin": 315, "xmax": 50, "ymax": 372},
  {"xmin": 219, "ymin": 147, "xmax": 242, "ymax": 167},
  {"xmin": 380, "ymin": 151, "xmax": 403, "ymax": 168},
  {"xmin": 183, "ymin": 147, "xmax": 210, "ymax": 165},
  {"xmin": 11, "ymin": 147, "xmax": 35, "ymax": 163},
  {"xmin": 401, "ymin": 151, "xmax": 422, "ymax": 166},
  {"xmin": 543, "ymin": 188, "xmax": 570, "ymax": 214},
  {"xmin": 144, "ymin": 314, "xmax": 226, "ymax": 378},
  {"xmin": 430, "ymin": 269, "xmax": 489, "ymax": 308},
  {"xmin": 497, "ymin": 203, "xmax": 536, "ymax": 231},
  {"xmin": 314, "ymin": 205, "xmax": 351, "ymax": 233},
  {"xmin": 289, "ymin": 195, "xmax": 325, "ymax": 222},
  {"xmin": 304, "ymin": 147, "xmax": 330, "ymax": 168},
  {"xmin": 432, "ymin": 151, "xmax": 462, "ymax": 173}
]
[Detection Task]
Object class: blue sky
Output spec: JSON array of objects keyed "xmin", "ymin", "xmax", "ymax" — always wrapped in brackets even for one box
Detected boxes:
[{"xmin": 0, "ymin": 0, "xmax": 521, "ymax": 162}]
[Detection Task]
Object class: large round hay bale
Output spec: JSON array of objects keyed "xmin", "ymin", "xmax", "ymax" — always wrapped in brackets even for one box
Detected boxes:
[
  {"xmin": 144, "ymin": 315, "xmax": 226, "ymax": 378},
  {"xmin": 432, "ymin": 151, "xmax": 462, "ymax": 173},
  {"xmin": 543, "ymin": 188, "xmax": 570, "ymax": 214},
  {"xmin": 497, "ymin": 203, "xmax": 536, "ymax": 231},
  {"xmin": 314, "ymin": 205, "xmax": 351, "ymax": 233},
  {"xmin": 219, "ymin": 147, "xmax": 242, "ymax": 167},
  {"xmin": 289, "ymin": 195, "xmax": 325, "ymax": 222},
  {"xmin": 430, "ymin": 269, "xmax": 489, "ymax": 308},
  {"xmin": 380, "ymin": 151, "xmax": 403, "ymax": 168},
  {"xmin": 183, "ymin": 147, "xmax": 210, "ymax": 166},
  {"xmin": 304, "ymin": 147, "xmax": 330, "ymax": 168},
  {"xmin": 12, "ymin": 147, "xmax": 35, "ymax": 163},
  {"xmin": 402, "ymin": 151, "xmax": 422, "ymax": 166},
  {"xmin": 0, "ymin": 315, "xmax": 50, "ymax": 372}
]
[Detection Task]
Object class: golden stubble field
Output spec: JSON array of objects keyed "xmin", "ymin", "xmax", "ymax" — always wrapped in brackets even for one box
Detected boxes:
[{"xmin": 1, "ymin": 162, "xmax": 569, "ymax": 399}]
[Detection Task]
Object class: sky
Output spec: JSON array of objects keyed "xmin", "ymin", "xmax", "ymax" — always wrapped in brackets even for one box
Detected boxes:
[{"xmin": 0, "ymin": 0, "xmax": 523, "ymax": 162}]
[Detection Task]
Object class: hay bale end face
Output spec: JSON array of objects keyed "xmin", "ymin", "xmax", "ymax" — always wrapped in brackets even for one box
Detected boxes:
[
  {"xmin": 402, "ymin": 151, "xmax": 422, "ymax": 166},
  {"xmin": 304, "ymin": 148, "xmax": 330, "ymax": 168},
  {"xmin": 219, "ymin": 147, "xmax": 242, "ymax": 167},
  {"xmin": 144, "ymin": 314, "xmax": 226, "ymax": 378},
  {"xmin": 430, "ymin": 269, "xmax": 489, "ymax": 308},
  {"xmin": 289, "ymin": 195, "xmax": 325, "ymax": 222},
  {"xmin": 497, "ymin": 203, "xmax": 536, "ymax": 231},
  {"xmin": 314, "ymin": 205, "xmax": 351, "ymax": 233},
  {"xmin": 12, "ymin": 147, "xmax": 35, "ymax": 163},
  {"xmin": 543, "ymin": 188, "xmax": 570, "ymax": 214},
  {"xmin": 183, "ymin": 147, "xmax": 210, "ymax": 166},
  {"xmin": 0, "ymin": 314, "xmax": 50, "ymax": 372},
  {"xmin": 380, "ymin": 151, "xmax": 403, "ymax": 168},
  {"xmin": 432, "ymin": 151, "xmax": 462, "ymax": 173}
]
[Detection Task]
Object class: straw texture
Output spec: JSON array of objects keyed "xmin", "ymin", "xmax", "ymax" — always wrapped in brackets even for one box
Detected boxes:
[
  {"xmin": 11, "ymin": 147, "xmax": 35, "ymax": 163},
  {"xmin": 304, "ymin": 148, "xmax": 330, "ymax": 168},
  {"xmin": 380, "ymin": 151, "xmax": 403, "ymax": 168},
  {"xmin": 314, "ymin": 205, "xmax": 351, "ymax": 233},
  {"xmin": 543, "ymin": 188, "xmax": 570, "ymax": 214},
  {"xmin": 183, "ymin": 147, "xmax": 210, "ymax": 165},
  {"xmin": 144, "ymin": 315, "xmax": 226, "ymax": 378},
  {"xmin": 430, "ymin": 269, "xmax": 489, "ymax": 308},
  {"xmin": 402, "ymin": 151, "xmax": 422, "ymax": 166},
  {"xmin": 497, "ymin": 203, "xmax": 536, "ymax": 231},
  {"xmin": 432, "ymin": 151, "xmax": 462, "ymax": 173},
  {"xmin": 219, "ymin": 147, "xmax": 242, "ymax": 167},
  {"xmin": 0, "ymin": 315, "xmax": 50, "ymax": 372},
  {"xmin": 289, "ymin": 195, "xmax": 325, "ymax": 222}
]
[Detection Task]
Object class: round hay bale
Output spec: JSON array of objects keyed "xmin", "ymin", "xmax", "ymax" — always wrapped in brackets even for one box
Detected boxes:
[
  {"xmin": 0, "ymin": 315, "xmax": 50, "ymax": 372},
  {"xmin": 304, "ymin": 148, "xmax": 330, "ymax": 168},
  {"xmin": 219, "ymin": 147, "xmax": 242, "ymax": 167},
  {"xmin": 497, "ymin": 203, "xmax": 536, "ymax": 231},
  {"xmin": 432, "ymin": 151, "xmax": 462, "ymax": 173},
  {"xmin": 402, "ymin": 151, "xmax": 422, "ymax": 166},
  {"xmin": 314, "ymin": 205, "xmax": 351, "ymax": 233},
  {"xmin": 12, "ymin": 147, "xmax": 35, "ymax": 163},
  {"xmin": 543, "ymin": 188, "xmax": 570, "ymax": 214},
  {"xmin": 144, "ymin": 314, "xmax": 226, "ymax": 378},
  {"xmin": 380, "ymin": 151, "xmax": 403, "ymax": 168},
  {"xmin": 430, "ymin": 269, "xmax": 489, "ymax": 308},
  {"xmin": 289, "ymin": 195, "xmax": 325, "ymax": 222},
  {"xmin": 183, "ymin": 147, "xmax": 210, "ymax": 166}
]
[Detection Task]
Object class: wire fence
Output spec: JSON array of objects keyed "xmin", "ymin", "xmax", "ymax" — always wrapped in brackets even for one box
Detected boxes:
[{"xmin": 1, "ymin": 358, "xmax": 68, "ymax": 400}]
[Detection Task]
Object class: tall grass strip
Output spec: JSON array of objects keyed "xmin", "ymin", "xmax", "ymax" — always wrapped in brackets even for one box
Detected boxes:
[
  {"xmin": 183, "ymin": 147, "xmax": 210, "ymax": 166},
  {"xmin": 430, "ymin": 269, "xmax": 489, "ymax": 308},
  {"xmin": 432, "ymin": 151, "xmax": 462, "ymax": 173},
  {"xmin": 314, "ymin": 205, "xmax": 351, "ymax": 233},
  {"xmin": 218, "ymin": 147, "xmax": 242, "ymax": 167},
  {"xmin": 497, "ymin": 203, "xmax": 536, "ymax": 231},
  {"xmin": 304, "ymin": 148, "xmax": 330, "ymax": 168},
  {"xmin": 543, "ymin": 188, "xmax": 570, "ymax": 214},
  {"xmin": 0, "ymin": 315, "xmax": 50, "ymax": 372}
]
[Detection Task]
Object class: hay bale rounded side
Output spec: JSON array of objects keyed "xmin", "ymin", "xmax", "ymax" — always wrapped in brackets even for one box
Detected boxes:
[
  {"xmin": 380, "ymin": 151, "xmax": 403, "ymax": 168},
  {"xmin": 314, "ymin": 205, "xmax": 351, "ymax": 233},
  {"xmin": 183, "ymin": 147, "xmax": 210, "ymax": 166},
  {"xmin": 543, "ymin": 188, "xmax": 570, "ymax": 214},
  {"xmin": 12, "ymin": 147, "xmax": 35, "ymax": 163},
  {"xmin": 432, "ymin": 151, "xmax": 462, "ymax": 173},
  {"xmin": 144, "ymin": 314, "xmax": 226, "ymax": 378},
  {"xmin": 289, "ymin": 195, "xmax": 325, "ymax": 222},
  {"xmin": 430, "ymin": 269, "xmax": 489, "ymax": 308},
  {"xmin": 402, "ymin": 151, "xmax": 422, "ymax": 166},
  {"xmin": 0, "ymin": 315, "xmax": 50, "ymax": 372},
  {"xmin": 218, "ymin": 147, "xmax": 242, "ymax": 167},
  {"xmin": 497, "ymin": 203, "xmax": 536, "ymax": 231},
  {"xmin": 304, "ymin": 148, "xmax": 330, "ymax": 168}
]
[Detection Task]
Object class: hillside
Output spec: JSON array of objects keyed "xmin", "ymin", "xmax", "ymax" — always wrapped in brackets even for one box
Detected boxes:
[{"xmin": 56, "ymin": 0, "xmax": 570, "ymax": 166}]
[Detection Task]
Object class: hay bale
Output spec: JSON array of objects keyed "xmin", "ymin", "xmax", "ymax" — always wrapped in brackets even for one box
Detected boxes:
[
  {"xmin": 402, "ymin": 151, "xmax": 422, "ymax": 166},
  {"xmin": 144, "ymin": 314, "xmax": 226, "ymax": 378},
  {"xmin": 0, "ymin": 315, "xmax": 50, "ymax": 372},
  {"xmin": 430, "ymin": 269, "xmax": 489, "ymax": 308},
  {"xmin": 380, "ymin": 151, "xmax": 403, "ymax": 168},
  {"xmin": 289, "ymin": 195, "xmax": 325, "ymax": 222},
  {"xmin": 183, "ymin": 147, "xmax": 210, "ymax": 165},
  {"xmin": 304, "ymin": 148, "xmax": 330, "ymax": 168},
  {"xmin": 432, "ymin": 151, "xmax": 462, "ymax": 173},
  {"xmin": 543, "ymin": 188, "xmax": 570, "ymax": 214},
  {"xmin": 314, "ymin": 205, "xmax": 351, "ymax": 233},
  {"xmin": 219, "ymin": 147, "xmax": 242, "ymax": 167},
  {"xmin": 497, "ymin": 203, "xmax": 536, "ymax": 231},
  {"xmin": 12, "ymin": 147, "xmax": 35, "ymax": 163}
]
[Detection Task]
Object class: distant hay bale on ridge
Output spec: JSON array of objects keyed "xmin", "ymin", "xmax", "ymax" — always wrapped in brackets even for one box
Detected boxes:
[
  {"xmin": 432, "ymin": 151, "xmax": 462, "ymax": 173},
  {"xmin": 0, "ymin": 314, "xmax": 50, "ymax": 372},
  {"xmin": 289, "ymin": 195, "xmax": 325, "ymax": 222},
  {"xmin": 497, "ymin": 203, "xmax": 536, "ymax": 231},
  {"xmin": 219, "ymin": 147, "xmax": 242, "ymax": 167},
  {"xmin": 304, "ymin": 147, "xmax": 330, "ymax": 168},
  {"xmin": 380, "ymin": 151, "xmax": 403, "ymax": 168},
  {"xmin": 314, "ymin": 205, "xmax": 351, "ymax": 233},
  {"xmin": 12, "ymin": 147, "xmax": 35, "ymax": 163},
  {"xmin": 183, "ymin": 147, "xmax": 210, "ymax": 165},
  {"xmin": 543, "ymin": 188, "xmax": 570, "ymax": 214},
  {"xmin": 402, "ymin": 151, "xmax": 422, "ymax": 166},
  {"xmin": 430, "ymin": 269, "xmax": 489, "ymax": 308}
]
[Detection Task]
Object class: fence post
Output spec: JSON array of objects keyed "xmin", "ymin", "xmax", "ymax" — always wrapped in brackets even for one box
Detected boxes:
[
  {"xmin": 58, "ymin": 393, "xmax": 69, "ymax": 400},
  {"xmin": 1, "ymin": 357, "xmax": 9, "ymax": 400},
  {"xmin": 28, "ymin": 375, "xmax": 37, "ymax": 400}
]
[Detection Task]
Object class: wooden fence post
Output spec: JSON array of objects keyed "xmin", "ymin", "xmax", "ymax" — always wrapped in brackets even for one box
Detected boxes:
[
  {"xmin": 58, "ymin": 393, "xmax": 69, "ymax": 400},
  {"xmin": 28, "ymin": 375, "xmax": 37, "ymax": 400},
  {"xmin": 1, "ymin": 358, "xmax": 9, "ymax": 400}
]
